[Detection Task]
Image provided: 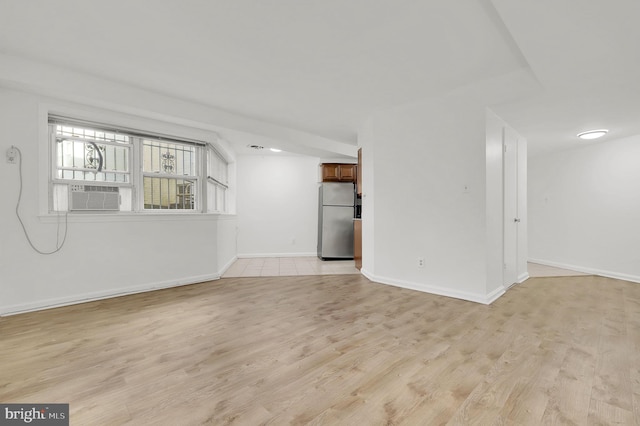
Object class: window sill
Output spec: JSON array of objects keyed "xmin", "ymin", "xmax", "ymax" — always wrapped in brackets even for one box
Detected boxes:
[{"xmin": 39, "ymin": 212, "xmax": 237, "ymax": 224}]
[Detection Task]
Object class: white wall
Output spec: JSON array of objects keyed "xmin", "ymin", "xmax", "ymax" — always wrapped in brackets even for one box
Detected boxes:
[
  {"xmin": 529, "ymin": 135, "xmax": 640, "ymax": 282},
  {"xmin": 236, "ymin": 154, "xmax": 320, "ymax": 256},
  {"xmin": 359, "ymin": 118, "xmax": 376, "ymax": 274},
  {"xmin": 0, "ymin": 87, "xmax": 238, "ymax": 315},
  {"xmin": 358, "ymin": 95, "xmax": 527, "ymax": 304},
  {"xmin": 0, "ymin": 53, "xmax": 356, "ymax": 158},
  {"xmin": 361, "ymin": 93, "xmax": 494, "ymax": 303}
]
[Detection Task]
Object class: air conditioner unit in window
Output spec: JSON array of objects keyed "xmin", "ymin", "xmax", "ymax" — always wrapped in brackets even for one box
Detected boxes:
[{"xmin": 69, "ymin": 185, "xmax": 120, "ymax": 211}]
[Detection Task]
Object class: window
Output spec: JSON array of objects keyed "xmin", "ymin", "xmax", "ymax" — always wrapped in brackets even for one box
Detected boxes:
[
  {"xmin": 142, "ymin": 140, "xmax": 198, "ymax": 210},
  {"xmin": 54, "ymin": 124, "xmax": 131, "ymax": 183},
  {"xmin": 206, "ymin": 145, "xmax": 228, "ymax": 213},
  {"xmin": 50, "ymin": 117, "xmax": 229, "ymax": 214}
]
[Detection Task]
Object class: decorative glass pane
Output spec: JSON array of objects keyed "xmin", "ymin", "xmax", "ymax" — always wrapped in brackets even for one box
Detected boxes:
[
  {"xmin": 55, "ymin": 124, "xmax": 130, "ymax": 183},
  {"xmin": 143, "ymin": 177, "xmax": 196, "ymax": 210},
  {"xmin": 57, "ymin": 139, "xmax": 129, "ymax": 173},
  {"xmin": 143, "ymin": 140, "xmax": 196, "ymax": 176}
]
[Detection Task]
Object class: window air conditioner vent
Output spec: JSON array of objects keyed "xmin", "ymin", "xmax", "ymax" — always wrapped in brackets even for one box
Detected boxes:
[{"xmin": 69, "ymin": 185, "xmax": 120, "ymax": 211}]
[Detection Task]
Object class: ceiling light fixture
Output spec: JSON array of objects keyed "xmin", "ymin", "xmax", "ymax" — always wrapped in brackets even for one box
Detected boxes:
[
  {"xmin": 577, "ymin": 129, "xmax": 608, "ymax": 140},
  {"xmin": 270, "ymin": 148, "xmax": 282, "ymax": 152}
]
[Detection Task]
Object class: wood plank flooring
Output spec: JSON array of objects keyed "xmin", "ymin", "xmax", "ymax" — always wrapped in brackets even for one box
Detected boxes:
[{"xmin": 1, "ymin": 274, "xmax": 639, "ymax": 425}]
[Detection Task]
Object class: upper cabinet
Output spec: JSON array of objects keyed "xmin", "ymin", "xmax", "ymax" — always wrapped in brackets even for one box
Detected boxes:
[
  {"xmin": 321, "ymin": 163, "xmax": 356, "ymax": 183},
  {"xmin": 339, "ymin": 164, "xmax": 356, "ymax": 182},
  {"xmin": 321, "ymin": 163, "xmax": 340, "ymax": 181}
]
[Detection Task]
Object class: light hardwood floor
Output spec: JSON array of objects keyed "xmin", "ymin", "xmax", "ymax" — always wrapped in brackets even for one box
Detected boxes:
[{"xmin": 1, "ymin": 274, "xmax": 639, "ymax": 425}]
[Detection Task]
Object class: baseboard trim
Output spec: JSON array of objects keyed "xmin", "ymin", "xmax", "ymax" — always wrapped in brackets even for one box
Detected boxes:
[
  {"xmin": 237, "ymin": 252, "xmax": 317, "ymax": 258},
  {"xmin": 360, "ymin": 269, "xmax": 504, "ymax": 305},
  {"xmin": 486, "ymin": 286, "xmax": 507, "ymax": 304},
  {"xmin": 0, "ymin": 273, "xmax": 221, "ymax": 317},
  {"xmin": 218, "ymin": 256, "xmax": 238, "ymax": 276},
  {"xmin": 518, "ymin": 272, "xmax": 530, "ymax": 283},
  {"xmin": 528, "ymin": 258, "xmax": 640, "ymax": 284}
]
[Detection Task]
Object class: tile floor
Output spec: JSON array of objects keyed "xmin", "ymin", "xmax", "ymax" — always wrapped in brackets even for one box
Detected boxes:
[
  {"xmin": 222, "ymin": 257, "xmax": 360, "ymax": 278},
  {"xmin": 222, "ymin": 258, "xmax": 587, "ymax": 279},
  {"xmin": 527, "ymin": 262, "xmax": 588, "ymax": 277}
]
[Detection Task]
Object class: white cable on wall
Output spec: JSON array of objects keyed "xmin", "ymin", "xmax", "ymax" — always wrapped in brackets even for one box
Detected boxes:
[{"xmin": 13, "ymin": 145, "xmax": 69, "ymax": 255}]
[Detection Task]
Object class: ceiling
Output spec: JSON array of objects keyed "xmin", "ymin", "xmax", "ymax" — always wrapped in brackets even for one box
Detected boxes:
[{"xmin": 1, "ymin": 0, "xmax": 639, "ymax": 157}]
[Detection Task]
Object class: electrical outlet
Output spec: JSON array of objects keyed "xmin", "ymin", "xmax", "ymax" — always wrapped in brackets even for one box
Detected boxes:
[
  {"xmin": 418, "ymin": 257, "xmax": 425, "ymax": 268},
  {"xmin": 6, "ymin": 147, "xmax": 18, "ymax": 164}
]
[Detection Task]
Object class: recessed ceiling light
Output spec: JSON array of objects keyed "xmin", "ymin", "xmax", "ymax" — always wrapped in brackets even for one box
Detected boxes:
[
  {"xmin": 577, "ymin": 129, "xmax": 608, "ymax": 140},
  {"xmin": 270, "ymin": 148, "xmax": 282, "ymax": 152}
]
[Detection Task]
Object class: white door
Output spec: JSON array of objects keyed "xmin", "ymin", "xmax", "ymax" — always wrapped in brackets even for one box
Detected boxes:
[{"xmin": 503, "ymin": 127, "xmax": 519, "ymax": 288}]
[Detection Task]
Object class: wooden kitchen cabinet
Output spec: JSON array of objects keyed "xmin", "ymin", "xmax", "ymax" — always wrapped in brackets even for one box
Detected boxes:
[
  {"xmin": 339, "ymin": 164, "xmax": 356, "ymax": 181},
  {"xmin": 321, "ymin": 163, "xmax": 356, "ymax": 182},
  {"xmin": 354, "ymin": 219, "xmax": 362, "ymax": 270},
  {"xmin": 321, "ymin": 164, "xmax": 340, "ymax": 181}
]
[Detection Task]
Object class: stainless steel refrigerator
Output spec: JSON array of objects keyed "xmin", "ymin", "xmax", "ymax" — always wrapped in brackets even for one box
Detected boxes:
[{"xmin": 318, "ymin": 182, "xmax": 355, "ymax": 259}]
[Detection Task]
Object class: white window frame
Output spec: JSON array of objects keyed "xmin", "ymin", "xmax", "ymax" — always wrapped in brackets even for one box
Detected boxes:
[
  {"xmin": 139, "ymin": 138, "xmax": 202, "ymax": 211},
  {"xmin": 50, "ymin": 121, "xmax": 136, "ymax": 212},
  {"xmin": 206, "ymin": 144, "xmax": 229, "ymax": 213},
  {"xmin": 48, "ymin": 116, "xmax": 229, "ymax": 214}
]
